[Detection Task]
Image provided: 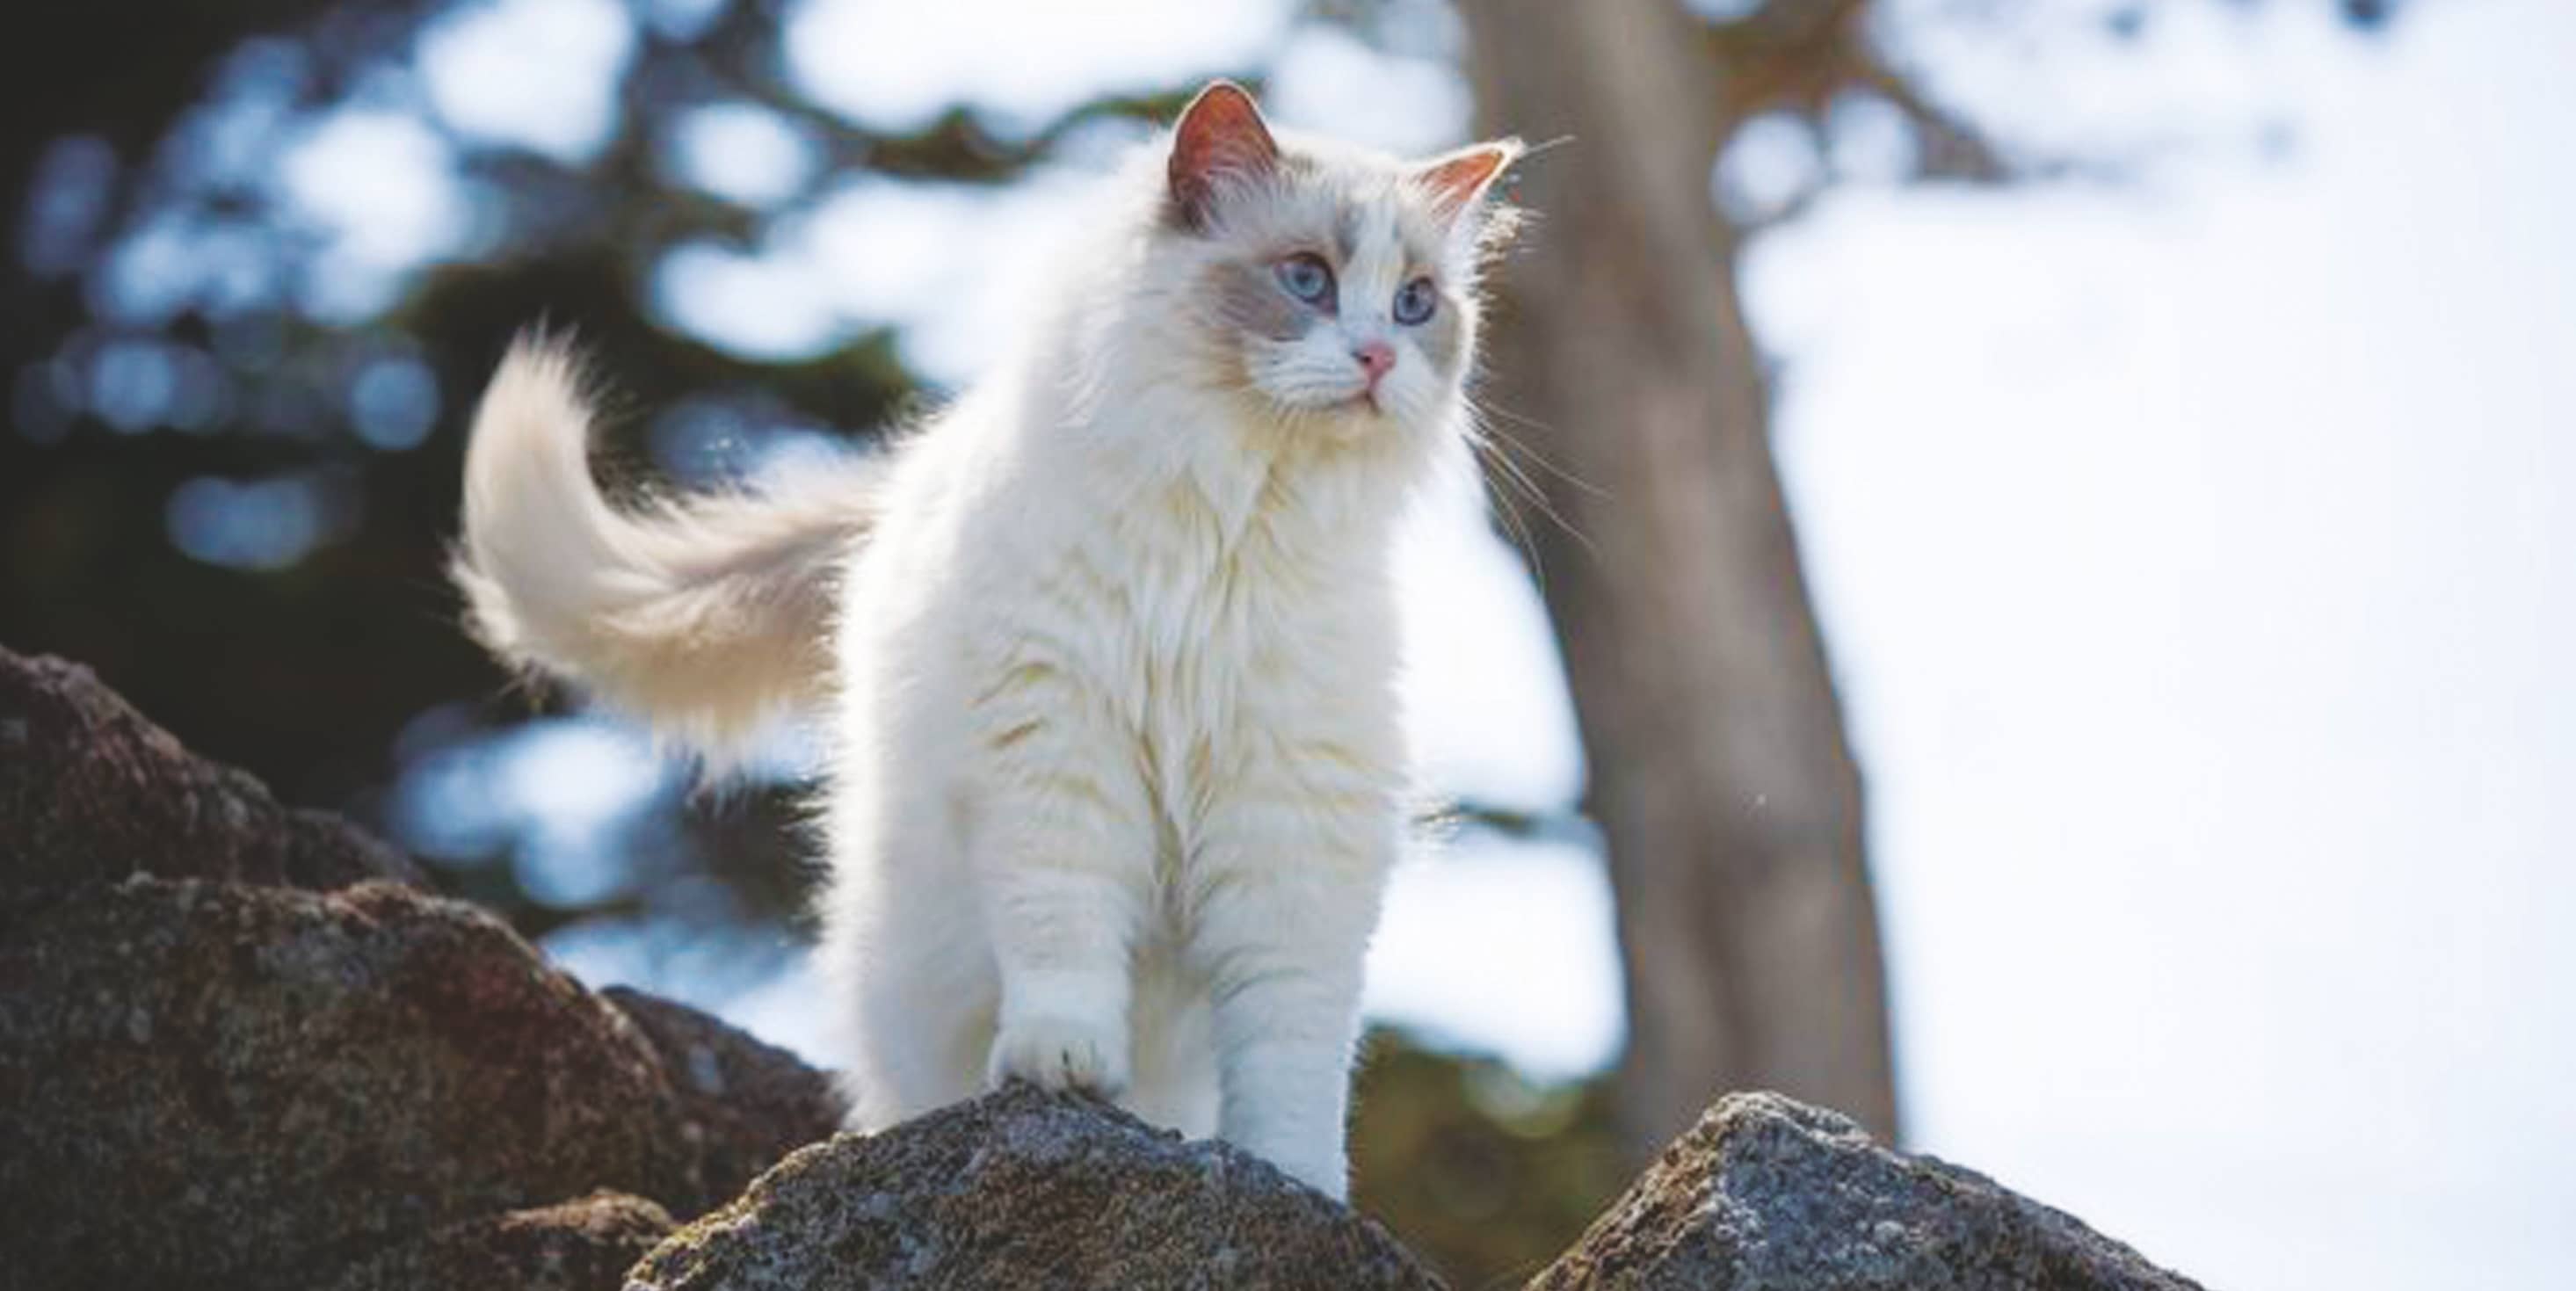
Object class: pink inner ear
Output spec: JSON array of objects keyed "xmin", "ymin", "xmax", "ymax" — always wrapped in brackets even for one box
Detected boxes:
[
  {"xmin": 1169, "ymin": 83, "xmax": 1280, "ymax": 228},
  {"xmin": 1417, "ymin": 144, "xmax": 1518, "ymax": 219}
]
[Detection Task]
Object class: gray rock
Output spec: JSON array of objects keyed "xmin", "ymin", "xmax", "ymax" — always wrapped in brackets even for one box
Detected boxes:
[
  {"xmin": 1526, "ymin": 1092, "xmax": 2205, "ymax": 1290},
  {"xmin": 0, "ymin": 646, "xmax": 422, "ymax": 893},
  {"xmin": 605, "ymin": 985, "xmax": 848, "ymax": 1205},
  {"xmin": 624, "ymin": 1082, "xmax": 1447, "ymax": 1291},
  {"xmin": 323, "ymin": 1191, "xmax": 677, "ymax": 1291},
  {"xmin": 0, "ymin": 877, "xmax": 700, "ymax": 1289},
  {"xmin": 0, "ymin": 645, "xmax": 858, "ymax": 1289}
]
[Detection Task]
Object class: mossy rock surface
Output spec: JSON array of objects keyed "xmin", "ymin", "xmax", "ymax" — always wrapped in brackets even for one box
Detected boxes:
[
  {"xmin": 0, "ymin": 876, "xmax": 697, "ymax": 1288},
  {"xmin": 0, "ymin": 646, "xmax": 842, "ymax": 1290},
  {"xmin": 627, "ymin": 1083, "xmax": 1447, "ymax": 1291},
  {"xmin": 1528, "ymin": 1092, "xmax": 2209, "ymax": 1291}
]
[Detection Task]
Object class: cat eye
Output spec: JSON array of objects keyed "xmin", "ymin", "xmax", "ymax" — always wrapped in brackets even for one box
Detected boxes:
[
  {"xmin": 1392, "ymin": 277, "xmax": 1439, "ymax": 326},
  {"xmin": 1274, "ymin": 252, "xmax": 1335, "ymax": 307}
]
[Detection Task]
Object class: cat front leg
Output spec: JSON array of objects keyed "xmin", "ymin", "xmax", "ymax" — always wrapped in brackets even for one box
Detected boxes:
[
  {"xmin": 1189, "ymin": 799, "xmax": 1397, "ymax": 1201},
  {"xmin": 973, "ymin": 772, "xmax": 1156, "ymax": 1101}
]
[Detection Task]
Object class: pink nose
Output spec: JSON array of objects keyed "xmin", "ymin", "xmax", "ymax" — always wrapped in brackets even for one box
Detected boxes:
[{"xmin": 1353, "ymin": 341, "xmax": 1396, "ymax": 389}]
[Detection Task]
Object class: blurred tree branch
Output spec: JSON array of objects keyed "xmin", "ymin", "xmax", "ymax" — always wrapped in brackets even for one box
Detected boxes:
[{"xmin": 1704, "ymin": 0, "xmax": 2012, "ymax": 218}]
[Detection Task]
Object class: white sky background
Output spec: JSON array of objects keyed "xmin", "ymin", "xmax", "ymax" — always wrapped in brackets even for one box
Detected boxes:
[
  {"xmin": 388, "ymin": 1, "xmax": 2575, "ymax": 1286},
  {"xmin": 1752, "ymin": 4, "xmax": 2575, "ymax": 1287}
]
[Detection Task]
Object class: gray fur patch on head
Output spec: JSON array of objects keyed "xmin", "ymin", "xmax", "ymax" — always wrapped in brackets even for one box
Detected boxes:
[
  {"xmin": 1413, "ymin": 286, "xmax": 1469, "ymax": 377},
  {"xmin": 1208, "ymin": 259, "xmax": 1314, "ymax": 344}
]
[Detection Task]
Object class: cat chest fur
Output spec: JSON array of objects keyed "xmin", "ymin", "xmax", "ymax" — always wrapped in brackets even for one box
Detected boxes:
[{"xmin": 968, "ymin": 454, "xmax": 1406, "ymax": 898}]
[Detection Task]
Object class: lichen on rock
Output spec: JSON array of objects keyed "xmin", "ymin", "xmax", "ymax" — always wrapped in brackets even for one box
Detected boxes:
[
  {"xmin": 1527, "ymin": 1092, "xmax": 2207, "ymax": 1291},
  {"xmin": 626, "ymin": 1082, "xmax": 1447, "ymax": 1291}
]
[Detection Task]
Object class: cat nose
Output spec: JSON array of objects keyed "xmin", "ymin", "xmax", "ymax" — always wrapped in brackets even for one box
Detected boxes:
[{"xmin": 1352, "ymin": 340, "xmax": 1396, "ymax": 388}]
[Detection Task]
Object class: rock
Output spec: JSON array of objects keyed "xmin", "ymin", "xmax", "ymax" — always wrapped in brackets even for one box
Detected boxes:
[
  {"xmin": 1526, "ymin": 1092, "xmax": 2205, "ymax": 1291},
  {"xmin": 0, "ymin": 646, "xmax": 2211, "ymax": 1291},
  {"xmin": 0, "ymin": 646, "xmax": 421, "ymax": 893},
  {"xmin": 322, "ymin": 1191, "xmax": 676, "ymax": 1291},
  {"xmin": 604, "ymin": 986, "xmax": 848, "ymax": 1204},
  {"xmin": 0, "ymin": 876, "xmax": 700, "ymax": 1290},
  {"xmin": 625, "ymin": 1082, "xmax": 1447, "ymax": 1291},
  {"xmin": 0, "ymin": 643, "xmax": 859, "ymax": 1289}
]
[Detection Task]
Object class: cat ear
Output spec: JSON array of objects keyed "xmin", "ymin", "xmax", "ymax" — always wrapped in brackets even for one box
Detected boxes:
[
  {"xmin": 1167, "ymin": 81, "xmax": 1281, "ymax": 233},
  {"xmin": 1412, "ymin": 139, "xmax": 1524, "ymax": 225}
]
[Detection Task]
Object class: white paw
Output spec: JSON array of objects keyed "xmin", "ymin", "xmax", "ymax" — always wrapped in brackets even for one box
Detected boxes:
[{"xmin": 987, "ymin": 1014, "xmax": 1130, "ymax": 1099}]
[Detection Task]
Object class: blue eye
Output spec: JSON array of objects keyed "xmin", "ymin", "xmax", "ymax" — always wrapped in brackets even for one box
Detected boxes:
[
  {"xmin": 1275, "ymin": 253, "xmax": 1334, "ymax": 306},
  {"xmin": 1393, "ymin": 277, "xmax": 1439, "ymax": 326}
]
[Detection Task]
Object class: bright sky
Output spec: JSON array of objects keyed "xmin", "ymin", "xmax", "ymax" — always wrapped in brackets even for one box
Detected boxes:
[
  {"xmin": 366, "ymin": 1, "xmax": 2575, "ymax": 1286},
  {"xmin": 1751, "ymin": 4, "xmax": 2576, "ymax": 1286}
]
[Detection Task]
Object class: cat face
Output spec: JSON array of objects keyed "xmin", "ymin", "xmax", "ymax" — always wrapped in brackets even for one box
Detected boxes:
[{"xmin": 1161, "ymin": 83, "xmax": 1520, "ymax": 445}]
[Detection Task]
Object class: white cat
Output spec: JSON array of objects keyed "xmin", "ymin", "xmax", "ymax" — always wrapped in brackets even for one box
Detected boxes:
[{"xmin": 452, "ymin": 83, "xmax": 1520, "ymax": 1200}]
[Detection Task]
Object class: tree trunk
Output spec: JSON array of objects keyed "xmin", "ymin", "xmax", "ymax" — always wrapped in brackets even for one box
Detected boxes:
[{"xmin": 1458, "ymin": 0, "xmax": 1900, "ymax": 1150}]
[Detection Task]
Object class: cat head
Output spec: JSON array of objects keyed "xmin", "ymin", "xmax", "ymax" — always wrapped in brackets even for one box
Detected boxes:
[{"xmin": 1150, "ymin": 82, "xmax": 1521, "ymax": 447}]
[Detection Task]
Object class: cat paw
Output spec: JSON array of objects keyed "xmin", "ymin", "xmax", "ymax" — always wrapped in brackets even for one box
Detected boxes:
[{"xmin": 988, "ymin": 1015, "xmax": 1131, "ymax": 1099}]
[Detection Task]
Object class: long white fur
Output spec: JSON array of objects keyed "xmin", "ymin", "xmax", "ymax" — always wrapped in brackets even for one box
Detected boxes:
[
  {"xmin": 454, "ymin": 92, "xmax": 1518, "ymax": 1200},
  {"xmin": 453, "ymin": 343, "xmax": 885, "ymax": 771}
]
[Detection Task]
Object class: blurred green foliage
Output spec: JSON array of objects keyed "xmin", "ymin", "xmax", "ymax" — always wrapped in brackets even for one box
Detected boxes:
[{"xmin": 1354, "ymin": 1030, "xmax": 1629, "ymax": 1287}]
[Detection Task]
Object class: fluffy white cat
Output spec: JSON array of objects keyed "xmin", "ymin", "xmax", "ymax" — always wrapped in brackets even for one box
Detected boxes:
[{"xmin": 452, "ymin": 83, "xmax": 1520, "ymax": 1200}]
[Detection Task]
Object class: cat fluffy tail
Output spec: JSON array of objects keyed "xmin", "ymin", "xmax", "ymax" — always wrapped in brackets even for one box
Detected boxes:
[{"xmin": 450, "ymin": 336, "xmax": 878, "ymax": 771}]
